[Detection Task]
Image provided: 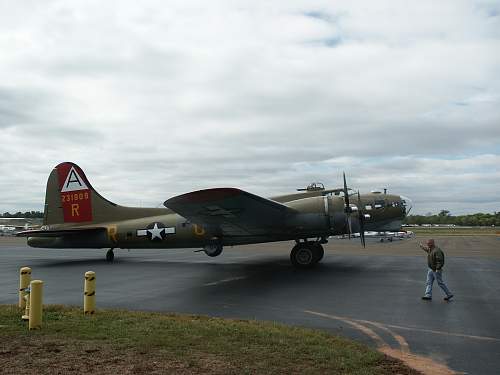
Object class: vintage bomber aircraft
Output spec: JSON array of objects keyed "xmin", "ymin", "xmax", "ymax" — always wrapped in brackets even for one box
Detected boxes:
[{"xmin": 18, "ymin": 162, "xmax": 412, "ymax": 268}]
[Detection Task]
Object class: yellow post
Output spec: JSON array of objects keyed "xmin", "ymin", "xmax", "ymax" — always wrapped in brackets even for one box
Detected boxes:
[
  {"xmin": 29, "ymin": 280, "xmax": 43, "ymax": 330},
  {"xmin": 22, "ymin": 287, "xmax": 30, "ymax": 320},
  {"xmin": 84, "ymin": 271, "xmax": 96, "ymax": 315},
  {"xmin": 19, "ymin": 267, "xmax": 32, "ymax": 308}
]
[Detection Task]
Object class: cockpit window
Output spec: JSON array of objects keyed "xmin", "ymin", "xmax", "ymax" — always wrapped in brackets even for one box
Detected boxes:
[
  {"xmin": 374, "ymin": 200, "xmax": 385, "ymax": 209},
  {"xmin": 365, "ymin": 204, "xmax": 373, "ymax": 211}
]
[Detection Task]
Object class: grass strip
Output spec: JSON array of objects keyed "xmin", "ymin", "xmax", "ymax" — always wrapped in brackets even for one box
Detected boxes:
[{"xmin": 0, "ymin": 304, "xmax": 420, "ymax": 374}]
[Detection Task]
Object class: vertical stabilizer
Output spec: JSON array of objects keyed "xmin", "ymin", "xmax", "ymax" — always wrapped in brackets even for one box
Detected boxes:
[
  {"xmin": 44, "ymin": 162, "xmax": 166, "ymax": 226},
  {"xmin": 44, "ymin": 162, "xmax": 107, "ymax": 225}
]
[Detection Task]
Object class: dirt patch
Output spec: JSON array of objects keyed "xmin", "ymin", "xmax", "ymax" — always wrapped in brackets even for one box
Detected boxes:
[
  {"xmin": 0, "ymin": 337, "xmax": 204, "ymax": 375},
  {"xmin": 0, "ymin": 335, "xmax": 419, "ymax": 375}
]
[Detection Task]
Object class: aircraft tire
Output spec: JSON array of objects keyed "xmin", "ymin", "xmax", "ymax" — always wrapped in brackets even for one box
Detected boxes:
[
  {"xmin": 106, "ymin": 249, "xmax": 114, "ymax": 262},
  {"xmin": 312, "ymin": 243, "xmax": 324, "ymax": 263},
  {"xmin": 204, "ymin": 243, "xmax": 223, "ymax": 257},
  {"xmin": 290, "ymin": 244, "xmax": 315, "ymax": 268}
]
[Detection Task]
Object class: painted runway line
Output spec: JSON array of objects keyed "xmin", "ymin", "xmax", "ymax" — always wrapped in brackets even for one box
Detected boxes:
[
  {"xmin": 203, "ymin": 276, "xmax": 247, "ymax": 286},
  {"xmin": 305, "ymin": 310, "xmax": 459, "ymax": 375}
]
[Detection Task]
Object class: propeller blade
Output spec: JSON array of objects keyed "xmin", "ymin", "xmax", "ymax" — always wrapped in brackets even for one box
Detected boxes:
[
  {"xmin": 357, "ymin": 190, "xmax": 366, "ymax": 248},
  {"xmin": 343, "ymin": 172, "xmax": 352, "ymax": 239},
  {"xmin": 343, "ymin": 172, "xmax": 350, "ymax": 207},
  {"xmin": 361, "ymin": 226, "xmax": 366, "ymax": 247}
]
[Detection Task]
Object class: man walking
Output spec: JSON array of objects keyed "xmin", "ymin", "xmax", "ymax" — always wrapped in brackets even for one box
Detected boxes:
[{"xmin": 419, "ymin": 239, "xmax": 453, "ymax": 301}]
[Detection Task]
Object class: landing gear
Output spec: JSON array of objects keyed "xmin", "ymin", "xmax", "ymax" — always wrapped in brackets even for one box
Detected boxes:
[
  {"xmin": 203, "ymin": 243, "xmax": 223, "ymax": 257},
  {"xmin": 312, "ymin": 242, "xmax": 324, "ymax": 262},
  {"xmin": 106, "ymin": 248, "xmax": 115, "ymax": 262},
  {"xmin": 290, "ymin": 242, "xmax": 324, "ymax": 268}
]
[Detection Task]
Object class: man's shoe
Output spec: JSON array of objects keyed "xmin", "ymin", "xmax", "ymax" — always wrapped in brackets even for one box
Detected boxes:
[
  {"xmin": 444, "ymin": 295, "xmax": 454, "ymax": 301},
  {"xmin": 421, "ymin": 296, "xmax": 432, "ymax": 300}
]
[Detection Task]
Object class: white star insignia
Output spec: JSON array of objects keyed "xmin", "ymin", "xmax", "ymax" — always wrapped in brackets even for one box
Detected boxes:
[
  {"xmin": 147, "ymin": 223, "xmax": 164, "ymax": 240},
  {"xmin": 136, "ymin": 223, "xmax": 176, "ymax": 240}
]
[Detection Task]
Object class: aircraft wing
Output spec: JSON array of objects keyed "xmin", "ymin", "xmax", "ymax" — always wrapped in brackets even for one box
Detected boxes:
[
  {"xmin": 16, "ymin": 227, "xmax": 107, "ymax": 237},
  {"xmin": 164, "ymin": 188, "xmax": 297, "ymax": 236}
]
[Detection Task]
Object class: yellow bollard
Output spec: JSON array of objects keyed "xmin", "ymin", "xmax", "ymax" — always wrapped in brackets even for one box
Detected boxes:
[
  {"xmin": 22, "ymin": 287, "xmax": 30, "ymax": 320},
  {"xmin": 19, "ymin": 267, "xmax": 32, "ymax": 308},
  {"xmin": 84, "ymin": 271, "xmax": 96, "ymax": 315},
  {"xmin": 29, "ymin": 280, "xmax": 43, "ymax": 330}
]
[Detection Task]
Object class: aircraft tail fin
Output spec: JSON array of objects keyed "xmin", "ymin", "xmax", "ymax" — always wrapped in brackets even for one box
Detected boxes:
[{"xmin": 43, "ymin": 162, "xmax": 166, "ymax": 225}]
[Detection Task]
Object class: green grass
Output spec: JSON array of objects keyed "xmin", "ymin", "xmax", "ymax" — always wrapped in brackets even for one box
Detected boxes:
[
  {"xmin": 408, "ymin": 226, "xmax": 499, "ymax": 236},
  {"xmin": 0, "ymin": 304, "xmax": 418, "ymax": 374}
]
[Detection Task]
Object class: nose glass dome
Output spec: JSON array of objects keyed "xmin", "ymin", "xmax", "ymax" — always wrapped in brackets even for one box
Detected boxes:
[{"xmin": 400, "ymin": 196, "xmax": 413, "ymax": 214}]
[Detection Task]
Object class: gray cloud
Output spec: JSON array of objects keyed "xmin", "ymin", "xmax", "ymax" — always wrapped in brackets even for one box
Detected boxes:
[
  {"xmin": 0, "ymin": 87, "xmax": 50, "ymax": 129},
  {"xmin": 0, "ymin": 1, "xmax": 499, "ymax": 215}
]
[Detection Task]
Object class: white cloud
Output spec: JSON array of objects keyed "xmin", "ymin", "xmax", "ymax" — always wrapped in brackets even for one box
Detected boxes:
[{"xmin": 0, "ymin": 0, "xmax": 499, "ymax": 215}]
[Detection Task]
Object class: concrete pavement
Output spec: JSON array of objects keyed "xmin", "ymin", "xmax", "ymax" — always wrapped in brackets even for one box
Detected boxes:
[{"xmin": 1, "ymin": 235, "xmax": 499, "ymax": 374}]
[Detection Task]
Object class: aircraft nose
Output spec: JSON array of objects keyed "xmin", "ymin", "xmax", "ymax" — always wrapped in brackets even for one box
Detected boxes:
[{"xmin": 400, "ymin": 195, "xmax": 413, "ymax": 215}]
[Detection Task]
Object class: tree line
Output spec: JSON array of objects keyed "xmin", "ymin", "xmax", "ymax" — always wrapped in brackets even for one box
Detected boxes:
[
  {"xmin": 1, "ymin": 211, "xmax": 44, "ymax": 218},
  {"xmin": 404, "ymin": 210, "xmax": 500, "ymax": 226}
]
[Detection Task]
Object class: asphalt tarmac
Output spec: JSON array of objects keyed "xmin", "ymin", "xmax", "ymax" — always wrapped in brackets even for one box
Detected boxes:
[{"xmin": 1, "ymin": 235, "xmax": 499, "ymax": 375}]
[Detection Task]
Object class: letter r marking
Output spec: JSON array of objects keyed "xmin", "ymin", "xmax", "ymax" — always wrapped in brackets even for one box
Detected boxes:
[{"xmin": 71, "ymin": 204, "xmax": 80, "ymax": 217}]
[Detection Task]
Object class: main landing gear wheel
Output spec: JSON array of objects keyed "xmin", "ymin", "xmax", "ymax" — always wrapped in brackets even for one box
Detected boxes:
[
  {"xmin": 203, "ymin": 243, "xmax": 223, "ymax": 257},
  {"xmin": 106, "ymin": 248, "xmax": 115, "ymax": 262},
  {"xmin": 290, "ymin": 242, "xmax": 324, "ymax": 268},
  {"xmin": 312, "ymin": 243, "xmax": 324, "ymax": 263}
]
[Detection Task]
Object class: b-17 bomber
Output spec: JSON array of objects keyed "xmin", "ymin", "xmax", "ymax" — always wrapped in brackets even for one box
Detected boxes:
[{"xmin": 19, "ymin": 162, "xmax": 412, "ymax": 268}]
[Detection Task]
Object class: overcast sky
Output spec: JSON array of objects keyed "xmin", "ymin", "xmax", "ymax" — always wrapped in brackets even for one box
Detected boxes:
[{"xmin": 1, "ymin": 1, "xmax": 499, "ymax": 215}]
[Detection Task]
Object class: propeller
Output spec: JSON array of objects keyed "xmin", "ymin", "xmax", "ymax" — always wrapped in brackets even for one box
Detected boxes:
[
  {"xmin": 343, "ymin": 172, "xmax": 352, "ymax": 239},
  {"xmin": 342, "ymin": 172, "xmax": 366, "ymax": 248},
  {"xmin": 357, "ymin": 191, "xmax": 366, "ymax": 248}
]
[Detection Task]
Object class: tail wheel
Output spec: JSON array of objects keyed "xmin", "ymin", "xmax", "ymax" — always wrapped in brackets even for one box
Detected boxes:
[
  {"xmin": 290, "ymin": 244, "xmax": 315, "ymax": 268},
  {"xmin": 106, "ymin": 248, "xmax": 114, "ymax": 262}
]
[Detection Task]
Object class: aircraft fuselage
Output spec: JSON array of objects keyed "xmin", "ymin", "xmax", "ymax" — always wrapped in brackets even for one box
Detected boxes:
[{"xmin": 28, "ymin": 192, "xmax": 408, "ymax": 249}]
